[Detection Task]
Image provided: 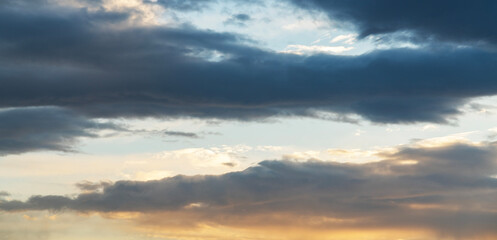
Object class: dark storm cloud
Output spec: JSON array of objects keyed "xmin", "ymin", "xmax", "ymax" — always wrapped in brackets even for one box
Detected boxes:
[
  {"xmin": 2, "ymin": 142, "xmax": 497, "ymax": 237},
  {"xmin": 1, "ymin": 1, "xmax": 497, "ymax": 126},
  {"xmin": 0, "ymin": 107, "xmax": 121, "ymax": 155},
  {"xmin": 290, "ymin": 0, "xmax": 497, "ymax": 46}
]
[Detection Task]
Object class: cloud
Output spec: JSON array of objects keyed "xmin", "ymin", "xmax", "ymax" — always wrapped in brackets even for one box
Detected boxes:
[
  {"xmin": 224, "ymin": 13, "xmax": 252, "ymax": 27},
  {"xmin": 144, "ymin": 0, "xmax": 215, "ymax": 11},
  {"xmin": 330, "ymin": 34, "xmax": 357, "ymax": 44},
  {"xmin": 75, "ymin": 181, "xmax": 113, "ymax": 193},
  {"xmin": 1, "ymin": 142, "xmax": 497, "ymax": 238},
  {"xmin": 154, "ymin": 145, "xmax": 250, "ymax": 169},
  {"xmin": 1, "ymin": 0, "xmax": 497, "ymax": 129},
  {"xmin": 0, "ymin": 107, "xmax": 121, "ymax": 155},
  {"xmin": 281, "ymin": 44, "xmax": 353, "ymax": 55},
  {"xmin": 149, "ymin": 0, "xmax": 264, "ymax": 12},
  {"xmin": 163, "ymin": 130, "xmax": 199, "ymax": 138},
  {"xmin": 290, "ymin": 0, "xmax": 497, "ymax": 46},
  {"xmin": 0, "ymin": 192, "xmax": 9, "ymax": 199}
]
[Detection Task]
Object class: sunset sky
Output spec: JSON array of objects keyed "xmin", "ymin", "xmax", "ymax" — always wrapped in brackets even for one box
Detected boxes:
[{"xmin": 1, "ymin": 0, "xmax": 497, "ymax": 239}]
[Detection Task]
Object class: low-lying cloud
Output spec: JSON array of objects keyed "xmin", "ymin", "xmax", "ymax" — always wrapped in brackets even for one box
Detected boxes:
[{"xmin": 2, "ymin": 142, "xmax": 496, "ymax": 238}]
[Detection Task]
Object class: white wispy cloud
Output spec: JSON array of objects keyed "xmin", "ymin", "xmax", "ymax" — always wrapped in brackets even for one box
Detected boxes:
[
  {"xmin": 330, "ymin": 33, "xmax": 357, "ymax": 44},
  {"xmin": 282, "ymin": 44, "xmax": 353, "ymax": 55}
]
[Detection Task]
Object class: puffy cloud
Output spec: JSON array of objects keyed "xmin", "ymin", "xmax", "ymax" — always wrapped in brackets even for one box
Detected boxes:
[{"xmin": 2, "ymin": 142, "xmax": 497, "ymax": 238}]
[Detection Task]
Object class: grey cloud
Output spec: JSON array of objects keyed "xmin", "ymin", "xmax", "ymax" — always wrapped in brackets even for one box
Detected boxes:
[
  {"xmin": 75, "ymin": 181, "xmax": 113, "ymax": 192},
  {"xmin": 0, "ymin": 192, "xmax": 9, "ymax": 199},
  {"xmin": 144, "ymin": 0, "xmax": 215, "ymax": 11},
  {"xmin": 147, "ymin": 0, "xmax": 497, "ymax": 47},
  {"xmin": 0, "ymin": 107, "xmax": 121, "ymax": 155},
  {"xmin": 163, "ymin": 130, "xmax": 199, "ymax": 138},
  {"xmin": 290, "ymin": 0, "xmax": 497, "ymax": 46},
  {"xmin": 1, "ymin": 1, "xmax": 497, "ymax": 126},
  {"xmin": 2, "ymin": 142, "xmax": 497, "ymax": 237},
  {"xmin": 224, "ymin": 13, "xmax": 252, "ymax": 27},
  {"xmin": 146, "ymin": 0, "xmax": 262, "ymax": 11},
  {"xmin": 232, "ymin": 13, "xmax": 250, "ymax": 21},
  {"xmin": 222, "ymin": 162, "xmax": 236, "ymax": 167}
]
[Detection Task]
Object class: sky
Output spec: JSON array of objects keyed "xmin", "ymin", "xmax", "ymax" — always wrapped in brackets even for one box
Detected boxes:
[{"xmin": 1, "ymin": 0, "xmax": 497, "ymax": 239}]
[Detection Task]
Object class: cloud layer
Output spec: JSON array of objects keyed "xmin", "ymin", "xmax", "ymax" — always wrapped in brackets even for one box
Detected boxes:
[
  {"xmin": 2, "ymin": 1, "xmax": 497, "ymax": 125},
  {"xmin": 2, "ymin": 142, "xmax": 497, "ymax": 238},
  {"xmin": 2, "ymin": 0, "xmax": 497, "ymax": 156}
]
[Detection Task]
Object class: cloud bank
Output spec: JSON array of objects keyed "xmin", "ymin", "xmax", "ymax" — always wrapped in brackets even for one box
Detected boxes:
[{"xmin": 2, "ymin": 142, "xmax": 497, "ymax": 238}]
